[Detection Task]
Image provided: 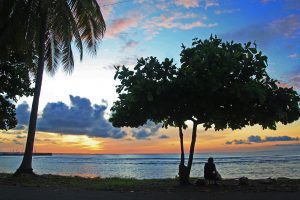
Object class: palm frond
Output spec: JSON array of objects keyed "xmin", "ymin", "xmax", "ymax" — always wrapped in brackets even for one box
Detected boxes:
[
  {"xmin": 45, "ymin": 31, "xmax": 60, "ymax": 76},
  {"xmin": 71, "ymin": 0, "xmax": 106, "ymax": 54},
  {"xmin": 61, "ymin": 39, "xmax": 74, "ymax": 75},
  {"xmin": 3, "ymin": 0, "xmax": 106, "ymax": 76},
  {"xmin": 63, "ymin": 0, "xmax": 83, "ymax": 60}
]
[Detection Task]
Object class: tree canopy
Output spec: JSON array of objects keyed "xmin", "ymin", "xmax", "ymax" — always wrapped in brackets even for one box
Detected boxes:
[
  {"xmin": 111, "ymin": 36, "xmax": 300, "ymax": 131},
  {"xmin": 110, "ymin": 36, "xmax": 300, "ymax": 184},
  {"xmin": 110, "ymin": 57, "xmax": 179, "ymax": 128},
  {"xmin": 0, "ymin": 51, "xmax": 35, "ymax": 130},
  {"xmin": 178, "ymin": 36, "xmax": 300, "ymax": 130}
]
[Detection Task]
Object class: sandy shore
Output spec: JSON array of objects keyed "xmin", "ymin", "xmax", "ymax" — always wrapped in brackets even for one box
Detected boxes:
[{"xmin": 1, "ymin": 185, "xmax": 300, "ymax": 200}]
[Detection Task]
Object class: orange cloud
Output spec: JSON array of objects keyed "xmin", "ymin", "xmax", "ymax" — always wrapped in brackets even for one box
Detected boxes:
[
  {"xmin": 105, "ymin": 12, "xmax": 142, "ymax": 38},
  {"xmin": 143, "ymin": 12, "xmax": 217, "ymax": 38},
  {"xmin": 2, "ymin": 119, "xmax": 300, "ymax": 154},
  {"xmin": 174, "ymin": 0, "xmax": 200, "ymax": 8},
  {"xmin": 270, "ymin": 14, "xmax": 300, "ymax": 38}
]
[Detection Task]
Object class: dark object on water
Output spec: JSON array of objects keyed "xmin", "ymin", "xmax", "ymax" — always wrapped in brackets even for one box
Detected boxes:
[
  {"xmin": 239, "ymin": 177, "xmax": 249, "ymax": 185},
  {"xmin": 0, "ymin": 152, "xmax": 52, "ymax": 156}
]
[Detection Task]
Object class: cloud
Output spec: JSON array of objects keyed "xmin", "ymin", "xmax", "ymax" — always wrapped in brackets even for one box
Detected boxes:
[
  {"xmin": 132, "ymin": 121, "xmax": 161, "ymax": 140},
  {"xmin": 105, "ymin": 11, "xmax": 142, "ymax": 38},
  {"xmin": 144, "ymin": 12, "xmax": 217, "ymax": 38},
  {"xmin": 156, "ymin": 1, "xmax": 172, "ymax": 10},
  {"xmin": 270, "ymin": 14, "xmax": 300, "ymax": 38},
  {"xmin": 16, "ymin": 135, "xmax": 26, "ymax": 139},
  {"xmin": 41, "ymin": 138, "xmax": 58, "ymax": 144},
  {"xmin": 15, "ymin": 102, "xmax": 30, "ymax": 130},
  {"xmin": 37, "ymin": 95, "xmax": 127, "ymax": 139},
  {"xmin": 12, "ymin": 139, "xmax": 22, "ymax": 145},
  {"xmin": 265, "ymin": 136, "xmax": 299, "ymax": 142},
  {"xmin": 104, "ymin": 56, "xmax": 138, "ymax": 70},
  {"xmin": 223, "ymin": 14, "xmax": 300, "ymax": 47},
  {"xmin": 288, "ymin": 53, "xmax": 299, "ymax": 59},
  {"xmin": 97, "ymin": 0, "xmax": 117, "ymax": 20},
  {"xmin": 159, "ymin": 134, "xmax": 169, "ymax": 139},
  {"xmin": 226, "ymin": 135, "xmax": 299, "ymax": 145},
  {"xmin": 282, "ymin": 73, "xmax": 300, "ymax": 89},
  {"xmin": 248, "ymin": 135, "xmax": 263, "ymax": 143},
  {"xmin": 226, "ymin": 139, "xmax": 250, "ymax": 145},
  {"xmin": 214, "ymin": 8, "xmax": 240, "ymax": 15},
  {"xmin": 16, "ymin": 96, "xmax": 127, "ymax": 139},
  {"xmin": 121, "ymin": 40, "xmax": 139, "ymax": 51},
  {"xmin": 174, "ymin": 0, "xmax": 200, "ymax": 8},
  {"xmin": 205, "ymin": 0, "xmax": 219, "ymax": 9},
  {"xmin": 260, "ymin": 0, "xmax": 274, "ymax": 3}
]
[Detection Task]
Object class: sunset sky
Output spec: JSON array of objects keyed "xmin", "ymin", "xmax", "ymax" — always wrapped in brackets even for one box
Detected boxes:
[{"xmin": 1, "ymin": 0, "xmax": 300, "ymax": 154}]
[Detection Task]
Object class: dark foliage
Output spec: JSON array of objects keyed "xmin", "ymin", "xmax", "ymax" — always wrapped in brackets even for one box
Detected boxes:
[{"xmin": 0, "ymin": 51, "xmax": 34, "ymax": 130}]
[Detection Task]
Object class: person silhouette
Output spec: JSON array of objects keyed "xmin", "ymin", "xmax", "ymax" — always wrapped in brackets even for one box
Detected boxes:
[{"xmin": 204, "ymin": 157, "xmax": 221, "ymax": 184}]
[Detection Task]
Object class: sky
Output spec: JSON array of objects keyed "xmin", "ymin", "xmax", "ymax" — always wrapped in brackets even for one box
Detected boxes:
[{"xmin": 1, "ymin": 0, "xmax": 300, "ymax": 154}]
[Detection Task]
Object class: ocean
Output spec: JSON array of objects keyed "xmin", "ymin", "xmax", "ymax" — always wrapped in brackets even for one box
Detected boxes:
[{"xmin": 0, "ymin": 150, "xmax": 300, "ymax": 179}]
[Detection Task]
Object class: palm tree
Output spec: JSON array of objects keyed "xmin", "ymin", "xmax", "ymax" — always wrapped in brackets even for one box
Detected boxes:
[{"xmin": 1, "ymin": 0, "xmax": 106, "ymax": 174}]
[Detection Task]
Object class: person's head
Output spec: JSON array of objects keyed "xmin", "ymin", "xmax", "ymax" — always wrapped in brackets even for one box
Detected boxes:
[{"xmin": 208, "ymin": 157, "xmax": 214, "ymax": 164}]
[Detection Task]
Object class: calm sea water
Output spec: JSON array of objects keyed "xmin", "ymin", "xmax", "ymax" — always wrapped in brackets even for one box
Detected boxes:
[{"xmin": 1, "ymin": 150, "xmax": 300, "ymax": 179}]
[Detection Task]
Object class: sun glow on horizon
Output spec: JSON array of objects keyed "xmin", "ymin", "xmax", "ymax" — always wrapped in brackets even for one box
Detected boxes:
[
  {"xmin": 61, "ymin": 135, "xmax": 103, "ymax": 150},
  {"xmin": 1, "ymin": 120, "xmax": 300, "ymax": 154}
]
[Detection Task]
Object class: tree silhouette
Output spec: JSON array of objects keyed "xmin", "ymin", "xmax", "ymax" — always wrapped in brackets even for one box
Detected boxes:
[
  {"xmin": 110, "ymin": 36, "xmax": 300, "ymax": 184},
  {"xmin": 0, "ymin": 50, "xmax": 35, "ymax": 130},
  {"xmin": 0, "ymin": 0, "xmax": 106, "ymax": 174}
]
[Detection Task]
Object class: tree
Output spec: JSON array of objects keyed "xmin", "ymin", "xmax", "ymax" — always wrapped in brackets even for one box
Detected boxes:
[
  {"xmin": 110, "ymin": 36, "xmax": 300, "ymax": 184},
  {"xmin": 0, "ymin": 0, "xmax": 106, "ymax": 174},
  {"xmin": 0, "ymin": 50, "xmax": 35, "ymax": 130}
]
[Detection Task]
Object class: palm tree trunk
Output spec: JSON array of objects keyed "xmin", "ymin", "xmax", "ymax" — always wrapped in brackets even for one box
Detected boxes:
[
  {"xmin": 15, "ymin": 9, "xmax": 46, "ymax": 175},
  {"xmin": 187, "ymin": 122, "xmax": 198, "ymax": 177}
]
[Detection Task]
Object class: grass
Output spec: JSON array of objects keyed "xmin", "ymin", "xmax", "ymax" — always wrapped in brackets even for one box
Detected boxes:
[
  {"xmin": 0, "ymin": 173, "xmax": 179, "ymax": 191},
  {"xmin": 0, "ymin": 173, "xmax": 299, "ymax": 192}
]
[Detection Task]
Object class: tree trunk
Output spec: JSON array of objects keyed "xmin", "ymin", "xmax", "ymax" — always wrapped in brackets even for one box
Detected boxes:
[
  {"xmin": 178, "ymin": 126, "xmax": 189, "ymax": 185},
  {"xmin": 187, "ymin": 122, "xmax": 198, "ymax": 177},
  {"xmin": 179, "ymin": 126, "xmax": 184, "ymax": 165},
  {"xmin": 15, "ymin": 8, "xmax": 46, "ymax": 175}
]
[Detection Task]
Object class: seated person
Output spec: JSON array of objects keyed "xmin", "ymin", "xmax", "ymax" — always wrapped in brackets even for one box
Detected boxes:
[{"xmin": 204, "ymin": 157, "xmax": 221, "ymax": 182}]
